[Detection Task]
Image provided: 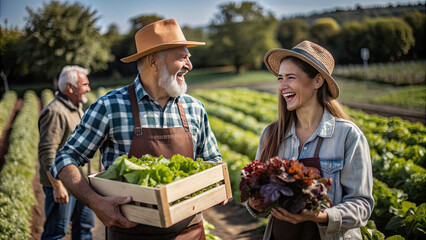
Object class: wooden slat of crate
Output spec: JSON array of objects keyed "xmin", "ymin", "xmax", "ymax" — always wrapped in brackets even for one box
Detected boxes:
[
  {"xmin": 120, "ymin": 205, "xmax": 162, "ymax": 227},
  {"xmin": 88, "ymin": 174, "xmax": 158, "ymax": 204},
  {"xmin": 164, "ymin": 164, "xmax": 225, "ymax": 202},
  {"xmin": 168, "ymin": 184, "xmax": 227, "ymax": 225},
  {"xmin": 221, "ymin": 163, "xmax": 233, "ymax": 199}
]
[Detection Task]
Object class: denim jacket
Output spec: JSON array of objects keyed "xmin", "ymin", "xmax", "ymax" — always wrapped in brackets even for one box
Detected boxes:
[{"xmin": 246, "ymin": 109, "xmax": 374, "ymax": 240}]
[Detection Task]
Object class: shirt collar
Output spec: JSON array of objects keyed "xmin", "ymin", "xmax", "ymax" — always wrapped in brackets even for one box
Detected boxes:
[
  {"xmin": 56, "ymin": 91, "xmax": 81, "ymax": 111},
  {"xmin": 284, "ymin": 108, "xmax": 335, "ymax": 140},
  {"xmin": 133, "ymin": 74, "xmax": 180, "ymax": 103}
]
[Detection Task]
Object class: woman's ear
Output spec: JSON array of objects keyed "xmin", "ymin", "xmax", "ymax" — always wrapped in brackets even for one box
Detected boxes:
[{"xmin": 314, "ymin": 74, "xmax": 325, "ymax": 89}]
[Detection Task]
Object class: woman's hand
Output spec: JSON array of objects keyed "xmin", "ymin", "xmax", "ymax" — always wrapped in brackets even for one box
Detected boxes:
[{"xmin": 271, "ymin": 207, "xmax": 328, "ymax": 224}]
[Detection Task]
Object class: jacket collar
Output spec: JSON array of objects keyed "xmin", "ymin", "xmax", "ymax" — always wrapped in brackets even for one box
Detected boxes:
[
  {"xmin": 284, "ymin": 108, "xmax": 335, "ymax": 140},
  {"xmin": 56, "ymin": 91, "xmax": 81, "ymax": 111}
]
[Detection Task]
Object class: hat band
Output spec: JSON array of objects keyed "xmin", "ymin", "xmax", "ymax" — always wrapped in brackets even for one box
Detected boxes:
[{"xmin": 291, "ymin": 48, "xmax": 329, "ymax": 74}]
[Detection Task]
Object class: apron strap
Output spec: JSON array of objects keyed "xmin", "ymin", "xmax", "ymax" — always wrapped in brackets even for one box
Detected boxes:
[
  {"xmin": 177, "ymin": 101, "xmax": 190, "ymax": 132},
  {"xmin": 128, "ymin": 83, "xmax": 190, "ymax": 134},
  {"xmin": 128, "ymin": 83, "xmax": 142, "ymax": 136},
  {"xmin": 314, "ymin": 137, "xmax": 324, "ymax": 158}
]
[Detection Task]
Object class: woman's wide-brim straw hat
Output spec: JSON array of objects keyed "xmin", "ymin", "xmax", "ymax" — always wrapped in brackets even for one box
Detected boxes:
[
  {"xmin": 121, "ymin": 19, "xmax": 205, "ymax": 63},
  {"xmin": 264, "ymin": 41, "xmax": 340, "ymax": 99}
]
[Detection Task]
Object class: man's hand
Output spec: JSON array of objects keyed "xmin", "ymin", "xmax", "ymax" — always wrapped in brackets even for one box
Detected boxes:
[
  {"xmin": 271, "ymin": 207, "xmax": 328, "ymax": 224},
  {"xmin": 90, "ymin": 196, "xmax": 138, "ymax": 229},
  {"xmin": 57, "ymin": 164, "xmax": 138, "ymax": 229},
  {"xmin": 220, "ymin": 199, "xmax": 229, "ymax": 205},
  {"xmin": 53, "ymin": 182, "xmax": 69, "ymax": 204}
]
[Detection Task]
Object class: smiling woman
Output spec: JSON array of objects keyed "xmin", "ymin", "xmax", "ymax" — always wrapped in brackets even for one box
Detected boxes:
[{"xmin": 244, "ymin": 41, "xmax": 374, "ymax": 240}]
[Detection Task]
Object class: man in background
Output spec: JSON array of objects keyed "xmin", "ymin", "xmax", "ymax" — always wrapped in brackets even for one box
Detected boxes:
[{"xmin": 38, "ymin": 65, "xmax": 94, "ymax": 240}]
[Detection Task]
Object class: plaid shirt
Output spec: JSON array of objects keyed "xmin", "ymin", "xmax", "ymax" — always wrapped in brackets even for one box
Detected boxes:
[{"xmin": 50, "ymin": 76, "xmax": 221, "ymax": 179}]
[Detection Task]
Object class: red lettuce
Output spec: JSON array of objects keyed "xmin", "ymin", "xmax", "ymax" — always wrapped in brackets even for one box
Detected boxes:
[{"xmin": 240, "ymin": 156, "xmax": 332, "ymax": 214}]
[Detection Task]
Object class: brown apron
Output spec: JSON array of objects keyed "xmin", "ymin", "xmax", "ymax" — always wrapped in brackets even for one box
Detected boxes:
[
  {"xmin": 271, "ymin": 137, "xmax": 324, "ymax": 240},
  {"xmin": 107, "ymin": 83, "xmax": 205, "ymax": 240}
]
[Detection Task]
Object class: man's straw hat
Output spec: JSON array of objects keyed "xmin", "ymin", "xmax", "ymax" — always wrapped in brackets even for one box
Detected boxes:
[
  {"xmin": 121, "ymin": 19, "xmax": 205, "ymax": 63},
  {"xmin": 264, "ymin": 41, "xmax": 340, "ymax": 99}
]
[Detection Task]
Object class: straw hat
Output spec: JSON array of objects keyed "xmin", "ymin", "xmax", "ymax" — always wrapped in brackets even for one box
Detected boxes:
[
  {"xmin": 121, "ymin": 19, "xmax": 205, "ymax": 63},
  {"xmin": 264, "ymin": 41, "xmax": 339, "ymax": 99}
]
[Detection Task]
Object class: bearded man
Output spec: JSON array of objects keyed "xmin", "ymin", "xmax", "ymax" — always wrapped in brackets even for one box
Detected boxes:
[{"xmin": 50, "ymin": 19, "xmax": 223, "ymax": 239}]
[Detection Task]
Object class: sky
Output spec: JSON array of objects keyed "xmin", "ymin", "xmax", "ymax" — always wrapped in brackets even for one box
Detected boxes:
[{"xmin": 1, "ymin": 0, "xmax": 424, "ymax": 34}]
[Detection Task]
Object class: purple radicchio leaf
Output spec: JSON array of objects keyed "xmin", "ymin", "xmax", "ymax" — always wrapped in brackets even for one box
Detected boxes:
[
  {"xmin": 276, "ymin": 172, "xmax": 295, "ymax": 183},
  {"xmin": 260, "ymin": 182, "xmax": 294, "ymax": 206}
]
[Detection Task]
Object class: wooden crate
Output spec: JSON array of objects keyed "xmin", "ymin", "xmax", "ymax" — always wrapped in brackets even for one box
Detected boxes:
[{"xmin": 88, "ymin": 163, "xmax": 232, "ymax": 228}]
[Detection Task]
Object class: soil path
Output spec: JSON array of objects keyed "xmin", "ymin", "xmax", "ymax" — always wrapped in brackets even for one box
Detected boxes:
[{"xmin": 203, "ymin": 201, "xmax": 265, "ymax": 240}]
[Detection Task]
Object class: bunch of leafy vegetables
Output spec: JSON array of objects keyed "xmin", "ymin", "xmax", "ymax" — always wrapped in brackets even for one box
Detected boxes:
[
  {"xmin": 97, "ymin": 154, "xmax": 215, "ymax": 187},
  {"xmin": 240, "ymin": 156, "xmax": 332, "ymax": 214}
]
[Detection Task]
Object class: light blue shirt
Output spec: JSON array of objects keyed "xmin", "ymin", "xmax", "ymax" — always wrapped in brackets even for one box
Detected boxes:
[{"xmin": 249, "ymin": 109, "xmax": 374, "ymax": 240}]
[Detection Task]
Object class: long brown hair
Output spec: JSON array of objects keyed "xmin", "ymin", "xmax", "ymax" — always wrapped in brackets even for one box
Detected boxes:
[{"xmin": 258, "ymin": 56, "xmax": 351, "ymax": 162}]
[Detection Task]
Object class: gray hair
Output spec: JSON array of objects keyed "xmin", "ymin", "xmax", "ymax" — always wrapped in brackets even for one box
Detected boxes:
[
  {"xmin": 57, "ymin": 65, "xmax": 89, "ymax": 92},
  {"xmin": 137, "ymin": 51, "xmax": 166, "ymax": 73}
]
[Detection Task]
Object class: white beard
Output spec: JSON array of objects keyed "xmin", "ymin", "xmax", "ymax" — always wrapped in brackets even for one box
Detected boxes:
[
  {"xmin": 158, "ymin": 64, "xmax": 187, "ymax": 97},
  {"xmin": 81, "ymin": 95, "xmax": 88, "ymax": 104}
]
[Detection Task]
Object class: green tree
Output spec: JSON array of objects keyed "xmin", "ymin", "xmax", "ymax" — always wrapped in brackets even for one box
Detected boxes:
[
  {"xmin": 209, "ymin": 1, "xmax": 279, "ymax": 74},
  {"xmin": 403, "ymin": 10, "xmax": 426, "ymax": 59},
  {"xmin": 335, "ymin": 21, "xmax": 365, "ymax": 64},
  {"xmin": 23, "ymin": 1, "xmax": 113, "ymax": 84},
  {"xmin": 0, "ymin": 20, "xmax": 28, "ymax": 88},
  {"xmin": 363, "ymin": 17, "xmax": 415, "ymax": 62},
  {"xmin": 277, "ymin": 18, "xmax": 309, "ymax": 49},
  {"xmin": 129, "ymin": 15, "xmax": 164, "ymax": 34},
  {"xmin": 105, "ymin": 14, "xmax": 163, "ymax": 77},
  {"xmin": 309, "ymin": 17, "xmax": 340, "ymax": 49},
  {"xmin": 181, "ymin": 26, "xmax": 211, "ymax": 68}
]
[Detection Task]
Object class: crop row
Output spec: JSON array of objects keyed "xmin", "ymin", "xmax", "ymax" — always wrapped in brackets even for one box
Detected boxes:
[
  {"xmin": 372, "ymin": 178, "xmax": 425, "ymax": 239},
  {"xmin": 208, "ymin": 115, "xmax": 259, "ymax": 160},
  {"xmin": 0, "ymin": 91, "xmax": 39, "ymax": 240},
  {"xmin": 0, "ymin": 91, "xmax": 18, "ymax": 135},
  {"xmin": 334, "ymin": 61, "xmax": 426, "ymax": 86},
  {"xmin": 191, "ymin": 90, "xmax": 277, "ymax": 123},
  {"xmin": 202, "ymin": 100, "xmax": 266, "ymax": 134},
  {"xmin": 41, "ymin": 89, "xmax": 55, "ymax": 107}
]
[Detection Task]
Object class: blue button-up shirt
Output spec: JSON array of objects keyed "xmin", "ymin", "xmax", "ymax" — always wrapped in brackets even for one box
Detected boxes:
[{"xmin": 51, "ymin": 76, "xmax": 221, "ymax": 179}]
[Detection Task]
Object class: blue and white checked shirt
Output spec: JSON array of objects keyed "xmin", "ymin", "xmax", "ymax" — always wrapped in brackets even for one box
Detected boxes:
[{"xmin": 51, "ymin": 75, "xmax": 221, "ymax": 179}]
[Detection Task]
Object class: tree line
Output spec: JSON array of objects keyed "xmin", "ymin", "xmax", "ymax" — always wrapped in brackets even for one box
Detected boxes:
[{"xmin": 1, "ymin": 1, "xmax": 425, "ymax": 86}]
